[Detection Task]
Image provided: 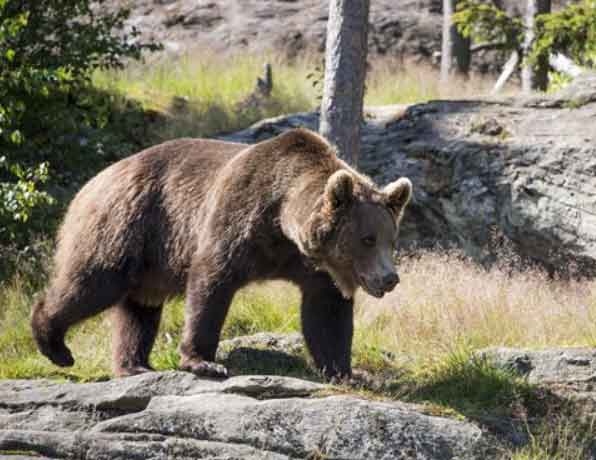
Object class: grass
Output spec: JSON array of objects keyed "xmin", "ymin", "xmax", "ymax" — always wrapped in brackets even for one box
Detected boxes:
[
  {"xmin": 91, "ymin": 53, "xmax": 496, "ymax": 145},
  {"xmin": 510, "ymin": 417, "xmax": 596, "ymax": 460},
  {"xmin": 2, "ymin": 250, "xmax": 596, "ymax": 383},
  {"xmin": 1, "ymin": 52, "xmax": 593, "ymax": 455},
  {"xmin": 364, "ymin": 59, "xmax": 495, "ymax": 104},
  {"xmin": 2, "ymin": 250, "xmax": 595, "ymax": 455},
  {"xmin": 93, "ymin": 53, "xmax": 317, "ymax": 141}
]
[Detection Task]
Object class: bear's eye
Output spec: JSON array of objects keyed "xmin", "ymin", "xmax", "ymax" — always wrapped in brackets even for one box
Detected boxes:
[{"xmin": 362, "ymin": 235, "xmax": 376, "ymax": 247}]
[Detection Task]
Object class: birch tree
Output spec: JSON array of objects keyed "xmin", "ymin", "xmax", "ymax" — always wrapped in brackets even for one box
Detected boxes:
[{"xmin": 522, "ymin": 0, "xmax": 551, "ymax": 92}]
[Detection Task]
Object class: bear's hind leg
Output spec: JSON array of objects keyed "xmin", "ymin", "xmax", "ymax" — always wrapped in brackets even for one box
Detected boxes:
[
  {"xmin": 111, "ymin": 297, "xmax": 163, "ymax": 377},
  {"xmin": 31, "ymin": 270, "xmax": 127, "ymax": 368},
  {"xmin": 31, "ymin": 297, "xmax": 75, "ymax": 367},
  {"xmin": 299, "ymin": 272, "xmax": 354, "ymax": 381}
]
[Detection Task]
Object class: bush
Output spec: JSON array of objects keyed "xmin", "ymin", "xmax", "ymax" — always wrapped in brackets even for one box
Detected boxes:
[
  {"xmin": 0, "ymin": 0, "xmax": 159, "ymax": 249},
  {"xmin": 533, "ymin": 0, "xmax": 596, "ymax": 68},
  {"xmin": 453, "ymin": 0, "xmax": 596, "ymax": 71}
]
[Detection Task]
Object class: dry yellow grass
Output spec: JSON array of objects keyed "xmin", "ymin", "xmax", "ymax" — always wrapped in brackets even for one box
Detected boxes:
[
  {"xmin": 365, "ymin": 58, "xmax": 499, "ymax": 104},
  {"xmin": 3, "ymin": 249, "xmax": 595, "ymax": 380},
  {"xmin": 356, "ymin": 250, "xmax": 596, "ymax": 371}
]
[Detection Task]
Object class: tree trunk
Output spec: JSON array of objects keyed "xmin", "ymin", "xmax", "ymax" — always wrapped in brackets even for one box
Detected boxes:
[
  {"xmin": 441, "ymin": 0, "xmax": 471, "ymax": 82},
  {"xmin": 492, "ymin": 51, "xmax": 520, "ymax": 94},
  {"xmin": 522, "ymin": 0, "xmax": 551, "ymax": 93},
  {"xmin": 319, "ymin": 0, "xmax": 370, "ymax": 166}
]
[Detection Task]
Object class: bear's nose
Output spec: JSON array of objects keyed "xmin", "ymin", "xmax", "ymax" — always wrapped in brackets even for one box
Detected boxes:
[{"xmin": 382, "ymin": 272, "xmax": 399, "ymax": 291}]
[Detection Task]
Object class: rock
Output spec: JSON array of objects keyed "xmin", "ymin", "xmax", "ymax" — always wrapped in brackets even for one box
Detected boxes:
[
  {"xmin": 0, "ymin": 371, "xmax": 494, "ymax": 459},
  {"xmin": 218, "ymin": 332, "xmax": 305, "ymax": 357},
  {"xmin": 107, "ymin": 0, "xmax": 443, "ymax": 63},
  {"xmin": 105, "ymin": 0, "xmax": 575, "ymax": 72},
  {"xmin": 219, "ymin": 375, "xmax": 326, "ymax": 398},
  {"xmin": 479, "ymin": 347, "xmax": 596, "ymax": 417},
  {"xmin": 222, "ymin": 73, "xmax": 596, "ymax": 274},
  {"xmin": 217, "ymin": 332, "xmax": 313, "ymax": 377},
  {"xmin": 478, "ymin": 347, "xmax": 596, "ymax": 387}
]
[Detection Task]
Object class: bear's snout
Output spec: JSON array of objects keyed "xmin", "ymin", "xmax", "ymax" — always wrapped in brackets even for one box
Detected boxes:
[
  {"xmin": 359, "ymin": 268, "xmax": 400, "ymax": 298},
  {"xmin": 381, "ymin": 272, "xmax": 399, "ymax": 291}
]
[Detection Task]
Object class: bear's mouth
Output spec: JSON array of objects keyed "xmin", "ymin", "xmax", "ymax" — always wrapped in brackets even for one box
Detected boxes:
[
  {"xmin": 354, "ymin": 271, "xmax": 386, "ymax": 298},
  {"xmin": 363, "ymin": 284, "xmax": 386, "ymax": 298}
]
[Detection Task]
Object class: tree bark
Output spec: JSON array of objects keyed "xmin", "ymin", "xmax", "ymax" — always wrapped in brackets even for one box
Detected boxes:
[
  {"xmin": 441, "ymin": 0, "xmax": 471, "ymax": 82},
  {"xmin": 522, "ymin": 0, "xmax": 551, "ymax": 93},
  {"xmin": 319, "ymin": 0, "xmax": 370, "ymax": 166}
]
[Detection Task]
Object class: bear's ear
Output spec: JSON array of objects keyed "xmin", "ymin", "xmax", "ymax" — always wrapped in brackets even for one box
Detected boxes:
[
  {"xmin": 384, "ymin": 177, "xmax": 412, "ymax": 218},
  {"xmin": 325, "ymin": 170, "xmax": 354, "ymax": 210}
]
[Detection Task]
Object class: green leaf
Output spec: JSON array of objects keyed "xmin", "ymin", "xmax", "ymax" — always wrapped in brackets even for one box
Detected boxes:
[{"xmin": 9, "ymin": 130, "xmax": 23, "ymax": 145}]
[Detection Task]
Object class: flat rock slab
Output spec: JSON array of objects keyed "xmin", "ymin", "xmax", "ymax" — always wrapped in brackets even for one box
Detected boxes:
[{"xmin": 0, "ymin": 371, "xmax": 493, "ymax": 459}]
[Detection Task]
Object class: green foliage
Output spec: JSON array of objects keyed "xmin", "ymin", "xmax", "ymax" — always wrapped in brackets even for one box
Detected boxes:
[
  {"xmin": 548, "ymin": 71, "xmax": 573, "ymax": 93},
  {"xmin": 453, "ymin": 1, "xmax": 524, "ymax": 52},
  {"xmin": 0, "ymin": 157, "xmax": 54, "ymax": 243},
  {"xmin": 0, "ymin": 0, "xmax": 159, "ymax": 249},
  {"xmin": 512, "ymin": 416, "xmax": 596, "ymax": 460},
  {"xmin": 532, "ymin": 0, "xmax": 596, "ymax": 67},
  {"xmin": 454, "ymin": 0, "xmax": 596, "ymax": 73}
]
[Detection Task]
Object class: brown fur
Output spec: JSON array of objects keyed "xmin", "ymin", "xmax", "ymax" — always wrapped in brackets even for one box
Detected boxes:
[{"xmin": 31, "ymin": 129, "xmax": 412, "ymax": 379}]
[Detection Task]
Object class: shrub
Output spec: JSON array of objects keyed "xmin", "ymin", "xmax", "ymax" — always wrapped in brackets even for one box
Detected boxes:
[
  {"xmin": 453, "ymin": 0, "xmax": 596, "ymax": 72},
  {"xmin": 0, "ymin": 0, "xmax": 159, "ymax": 249}
]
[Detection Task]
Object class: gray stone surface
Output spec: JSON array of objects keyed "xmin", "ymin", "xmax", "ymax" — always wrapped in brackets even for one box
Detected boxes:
[
  {"xmin": 217, "ymin": 332, "xmax": 313, "ymax": 377},
  {"xmin": 479, "ymin": 347, "xmax": 596, "ymax": 418},
  {"xmin": 479, "ymin": 347, "xmax": 596, "ymax": 386},
  {"xmin": 107, "ymin": 0, "xmax": 444, "ymax": 63},
  {"xmin": 0, "ymin": 371, "xmax": 492, "ymax": 459},
  {"xmin": 222, "ymin": 74, "xmax": 596, "ymax": 274}
]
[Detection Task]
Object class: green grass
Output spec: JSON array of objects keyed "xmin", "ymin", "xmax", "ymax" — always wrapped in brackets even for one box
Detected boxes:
[
  {"xmin": 93, "ymin": 53, "xmax": 318, "ymax": 141},
  {"xmin": 510, "ymin": 417, "xmax": 596, "ymax": 460},
  {"xmin": 92, "ymin": 53, "xmax": 496, "ymax": 147},
  {"xmin": 1, "ymin": 52, "xmax": 594, "ymax": 456},
  {"xmin": 3, "ymin": 251, "xmax": 596, "ymax": 385},
  {"xmin": 2, "ymin": 251, "xmax": 596, "ymax": 456},
  {"xmin": 0, "ymin": 283, "xmax": 301, "ymax": 381}
]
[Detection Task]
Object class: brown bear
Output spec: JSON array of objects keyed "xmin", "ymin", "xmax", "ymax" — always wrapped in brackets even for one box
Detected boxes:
[{"xmin": 31, "ymin": 128, "xmax": 412, "ymax": 380}]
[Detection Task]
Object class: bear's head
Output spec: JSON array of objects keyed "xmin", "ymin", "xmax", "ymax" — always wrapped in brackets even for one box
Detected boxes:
[{"xmin": 304, "ymin": 170, "xmax": 412, "ymax": 299}]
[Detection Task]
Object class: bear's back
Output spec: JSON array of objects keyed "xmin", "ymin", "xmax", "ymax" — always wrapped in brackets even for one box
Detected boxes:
[{"xmin": 53, "ymin": 138, "xmax": 248, "ymax": 299}]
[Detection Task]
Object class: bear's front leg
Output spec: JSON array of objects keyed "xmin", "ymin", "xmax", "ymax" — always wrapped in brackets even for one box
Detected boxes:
[
  {"xmin": 179, "ymin": 254, "xmax": 242, "ymax": 379},
  {"xmin": 299, "ymin": 272, "xmax": 354, "ymax": 381}
]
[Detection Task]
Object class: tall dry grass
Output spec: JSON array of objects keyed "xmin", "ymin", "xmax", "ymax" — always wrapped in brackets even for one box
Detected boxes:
[
  {"xmin": 356, "ymin": 250, "xmax": 596, "ymax": 372},
  {"xmin": 2, "ymin": 248, "xmax": 595, "ymax": 381},
  {"xmin": 365, "ymin": 59, "xmax": 497, "ymax": 104}
]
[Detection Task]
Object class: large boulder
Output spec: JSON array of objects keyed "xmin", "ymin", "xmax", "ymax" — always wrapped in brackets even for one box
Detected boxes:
[
  {"xmin": 478, "ymin": 347, "xmax": 596, "ymax": 418},
  {"xmin": 0, "ymin": 371, "xmax": 494, "ymax": 459},
  {"xmin": 222, "ymin": 73, "xmax": 596, "ymax": 274}
]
